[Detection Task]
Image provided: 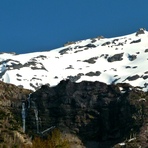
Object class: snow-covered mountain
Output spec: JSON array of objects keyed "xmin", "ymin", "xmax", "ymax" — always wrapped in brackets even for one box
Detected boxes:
[{"xmin": 0, "ymin": 28, "xmax": 148, "ymax": 91}]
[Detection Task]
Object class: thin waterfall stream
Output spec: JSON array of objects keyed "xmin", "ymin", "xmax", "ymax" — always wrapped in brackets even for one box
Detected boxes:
[
  {"xmin": 32, "ymin": 101, "xmax": 39, "ymax": 133},
  {"xmin": 21, "ymin": 93, "xmax": 55, "ymax": 135},
  {"xmin": 21, "ymin": 102, "xmax": 26, "ymax": 133},
  {"xmin": 27, "ymin": 93, "xmax": 31, "ymax": 109},
  {"xmin": 21, "ymin": 93, "xmax": 31, "ymax": 133},
  {"xmin": 21, "ymin": 93, "xmax": 40, "ymax": 133}
]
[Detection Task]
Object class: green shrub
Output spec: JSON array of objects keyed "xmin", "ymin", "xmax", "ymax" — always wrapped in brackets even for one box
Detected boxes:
[{"xmin": 32, "ymin": 128, "xmax": 70, "ymax": 148}]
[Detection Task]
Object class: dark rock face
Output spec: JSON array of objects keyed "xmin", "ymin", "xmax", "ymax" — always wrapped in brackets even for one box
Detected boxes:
[
  {"xmin": 65, "ymin": 65, "xmax": 74, "ymax": 69},
  {"xmin": 24, "ymin": 61, "xmax": 47, "ymax": 71},
  {"xmin": 125, "ymin": 66, "xmax": 131, "ymax": 69},
  {"xmin": 100, "ymin": 54, "xmax": 109, "ymax": 59},
  {"xmin": 112, "ymin": 39, "xmax": 119, "ymax": 44},
  {"xmin": 136, "ymin": 28, "xmax": 145, "ymax": 36},
  {"xmin": 67, "ymin": 74, "xmax": 82, "ymax": 82},
  {"xmin": 142, "ymin": 75, "xmax": 148, "ymax": 79},
  {"xmin": 130, "ymin": 39, "xmax": 141, "ymax": 44},
  {"xmin": 59, "ymin": 48, "xmax": 71, "ymax": 55},
  {"xmin": 101, "ymin": 41, "xmax": 111, "ymax": 46},
  {"xmin": 97, "ymin": 36, "xmax": 104, "ymax": 40},
  {"xmin": 85, "ymin": 71, "xmax": 101, "ymax": 76},
  {"xmin": 83, "ymin": 57, "xmax": 98, "ymax": 64},
  {"xmin": 85, "ymin": 44, "xmax": 96, "ymax": 48},
  {"xmin": 26, "ymin": 80, "xmax": 148, "ymax": 147},
  {"xmin": 91, "ymin": 39, "xmax": 97, "ymax": 43},
  {"xmin": 107, "ymin": 53, "xmax": 124, "ymax": 62},
  {"xmin": 0, "ymin": 59, "xmax": 47, "ymax": 72},
  {"xmin": 74, "ymin": 49, "xmax": 83, "ymax": 53},
  {"xmin": 126, "ymin": 75, "xmax": 140, "ymax": 81},
  {"xmin": 128, "ymin": 54, "xmax": 137, "ymax": 61}
]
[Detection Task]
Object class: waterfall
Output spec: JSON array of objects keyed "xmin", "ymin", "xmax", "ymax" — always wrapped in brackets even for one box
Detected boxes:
[
  {"xmin": 21, "ymin": 93, "xmax": 40, "ymax": 133},
  {"xmin": 32, "ymin": 101, "xmax": 39, "ymax": 133},
  {"xmin": 21, "ymin": 102, "xmax": 26, "ymax": 133},
  {"xmin": 27, "ymin": 93, "xmax": 31, "ymax": 108},
  {"xmin": 34, "ymin": 108, "xmax": 39, "ymax": 133},
  {"xmin": 41, "ymin": 126, "xmax": 55, "ymax": 135}
]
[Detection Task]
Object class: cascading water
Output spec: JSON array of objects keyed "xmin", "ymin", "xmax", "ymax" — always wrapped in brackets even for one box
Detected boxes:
[
  {"xmin": 21, "ymin": 102, "xmax": 26, "ymax": 133},
  {"xmin": 21, "ymin": 93, "xmax": 32, "ymax": 133},
  {"xmin": 27, "ymin": 93, "xmax": 31, "ymax": 108},
  {"xmin": 41, "ymin": 126, "xmax": 55, "ymax": 135},
  {"xmin": 32, "ymin": 101, "xmax": 39, "ymax": 133},
  {"xmin": 25, "ymin": 94, "xmax": 54, "ymax": 135}
]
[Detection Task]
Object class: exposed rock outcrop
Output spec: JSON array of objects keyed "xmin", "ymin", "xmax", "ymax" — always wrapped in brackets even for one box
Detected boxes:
[
  {"xmin": 26, "ymin": 80, "xmax": 148, "ymax": 147},
  {"xmin": 135, "ymin": 28, "xmax": 146, "ymax": 36},
  {"xmin": 107, "ymin": 53, "xmax": 124, "ymax": 62},
  {"xmin": 0, "ymin": 79, "xmax": 147, "ymax": 147}
]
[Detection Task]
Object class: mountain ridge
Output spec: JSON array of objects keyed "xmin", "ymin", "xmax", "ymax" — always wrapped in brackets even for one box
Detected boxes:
[{"xmin": 0, "ymin": 28, "xmax": 147, "ymax": 91}]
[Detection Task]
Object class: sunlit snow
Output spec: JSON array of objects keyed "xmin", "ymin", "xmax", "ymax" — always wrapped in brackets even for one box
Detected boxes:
[{"xmin": 0, "ymin": 29, "xmax": 147, "ymax": 91}]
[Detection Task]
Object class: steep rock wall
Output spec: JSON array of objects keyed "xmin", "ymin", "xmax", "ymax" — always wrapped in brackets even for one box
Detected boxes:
[{"xmin": 26, "ymin": 80, "xmax": 148, "ymax": 147}]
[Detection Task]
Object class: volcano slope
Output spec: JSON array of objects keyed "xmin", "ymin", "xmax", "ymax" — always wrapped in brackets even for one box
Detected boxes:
[{"xmin": 0, "ymin": 28, "xmax": 147, "ymax": 92}]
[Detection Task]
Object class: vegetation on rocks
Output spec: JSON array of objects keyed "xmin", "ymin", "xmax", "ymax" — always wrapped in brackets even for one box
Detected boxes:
[
  {"xmin": 31, "ymin": 129, "xmax": 69, "ymax": 148},
  {"xmin": 0, "ymin": 81, "xmax": 32, "ymax": 148}
]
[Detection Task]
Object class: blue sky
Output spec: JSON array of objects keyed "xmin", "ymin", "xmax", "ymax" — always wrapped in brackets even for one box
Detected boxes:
[{"xmin": 0, "ymin": 0, "xmax": 148, "ymax": 54}]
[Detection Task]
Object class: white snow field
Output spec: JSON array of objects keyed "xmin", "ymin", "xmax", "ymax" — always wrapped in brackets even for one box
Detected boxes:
[{"xmin": 0, "ymin": 28, "xmax": 147, "ymax": 91}]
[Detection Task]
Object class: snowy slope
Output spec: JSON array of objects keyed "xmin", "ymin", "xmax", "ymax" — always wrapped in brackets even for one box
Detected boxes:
[{"xmin": 0, "ymin": 28, "xmax": 148, "ymax": 91}]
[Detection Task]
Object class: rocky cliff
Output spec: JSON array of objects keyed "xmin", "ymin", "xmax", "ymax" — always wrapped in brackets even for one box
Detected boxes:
[
  {"xmin": 25, "ymin": 80, "xmax": 148, "ymax": 148},
  {"xmin": 0, "ymin": 81, "xmax": 32, "ymax": 147},
  {"xmin": 0, "ymin": 79, "xmax": 147, "ymax": 147}
]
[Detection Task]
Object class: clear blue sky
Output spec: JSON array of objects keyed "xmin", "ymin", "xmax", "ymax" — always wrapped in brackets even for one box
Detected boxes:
[{"xmin": 0, "ymin": 0, "xmax": 148, "ymax": 54}]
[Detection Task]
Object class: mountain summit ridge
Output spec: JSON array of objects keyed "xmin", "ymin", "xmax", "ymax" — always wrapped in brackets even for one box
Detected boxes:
[{"xmin": 0, "ymin": 29, "xmax": 148, "ymax": 91}]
